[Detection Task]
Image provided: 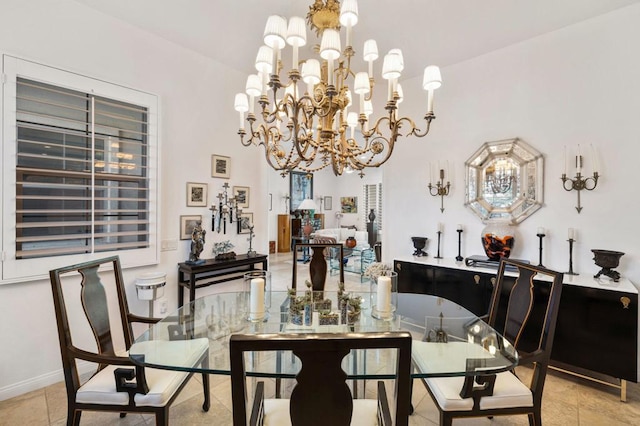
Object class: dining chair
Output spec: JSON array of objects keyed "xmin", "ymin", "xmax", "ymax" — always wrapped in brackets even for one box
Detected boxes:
[
  {"xmin": 49, "ymin": 256, "xmax": 210, "ymax": 426},
  {"xmin": 420, "ymin": 258, "xmax": 564, "ymax": 426},
  {"xmin": 291, "ymin": 241, "xmax": 344, "ymax": 291},
  {"xmin": 230, "ymin": 331, "xmax": 413, "ymax": 426}
]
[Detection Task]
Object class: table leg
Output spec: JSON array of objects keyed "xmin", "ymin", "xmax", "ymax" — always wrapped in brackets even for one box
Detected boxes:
[
  {"xmin": 189, "ymin": 276, "xmax": 196, "ymax": 306},
  {"xmin": 178, "ymin": 273, "xmax": 185, "ymax": 308}
]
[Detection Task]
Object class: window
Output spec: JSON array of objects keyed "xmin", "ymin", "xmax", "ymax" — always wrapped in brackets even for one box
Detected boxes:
[{"xmin": 2, "ymin": 56, "xmax": 158, "ymax": 282}]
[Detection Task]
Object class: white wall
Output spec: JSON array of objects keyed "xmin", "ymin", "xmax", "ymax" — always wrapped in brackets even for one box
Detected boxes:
[
  {"xmin": 0, "ymin": 0, "xmax": 266, "ymax": 399},
  {"xmin": 384, "ymin": 4, "xmax": 640, "ymax": 285}
]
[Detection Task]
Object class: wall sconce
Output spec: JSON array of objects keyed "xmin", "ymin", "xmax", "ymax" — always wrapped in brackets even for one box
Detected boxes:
[
  {"xmin": 209, "ymin": 182, "xmax": 241, "ymax": 234},
  {"xmin": 428, "ymin": 163, "xmax": 451, "ymax": 212},
  {"xmin": 561, "ymin": 145, "xmax": 599, "ymax": 213}
]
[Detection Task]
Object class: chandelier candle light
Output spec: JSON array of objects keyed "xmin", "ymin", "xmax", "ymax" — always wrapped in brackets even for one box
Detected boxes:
[
  {"xmin": 428, "ymin": 162, "xmax": 451, "ymax": 213},
  {"xmin": 561, "ymin": 144, "xmax": 600, "ymax": 213},
  {"xmin": 235, "ymin": 0, "xmax": 442, "ymax": 177}
]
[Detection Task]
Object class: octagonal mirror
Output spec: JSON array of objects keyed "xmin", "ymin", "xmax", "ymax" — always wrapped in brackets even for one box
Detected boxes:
[{"xmin": 465, "ymin": 138, "xmax": 544, "ymax": 224}]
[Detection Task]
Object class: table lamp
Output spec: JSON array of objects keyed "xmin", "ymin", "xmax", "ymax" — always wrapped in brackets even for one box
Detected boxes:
[{"xmin": 297, "ymin": 198, "xmax": 318, "ymax": 236}]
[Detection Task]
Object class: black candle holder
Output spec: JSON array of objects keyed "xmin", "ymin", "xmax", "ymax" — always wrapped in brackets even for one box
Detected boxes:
[
  {"xmin": 536, "ymin": 233, "xmax": 545, "ymax": 267},
  {"xmin": 435, "ymin": 231, "xmax": 443, "ymax": 259},
  {"xmin": 566, "ymin": 238, "xmax": 579, "ymax": 275},
  {"xmin": 455, "ymin": 229, "xmax": 464, "ymax": 262}
]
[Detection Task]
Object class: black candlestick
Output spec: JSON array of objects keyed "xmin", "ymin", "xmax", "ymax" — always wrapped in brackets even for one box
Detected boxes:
[
  {"xmin": 455, "ymin": 229, "xmax": 464, "ymax": 262},
  {"xmin": 566, "ymin": 238, "xmax": 579, "ymax": 275},
  {"xmin": 435, "ymin": 231, "xmax": 443, "ymax": 259},
  {"xmin": 537, "ymin": 233, "xmax": 545, "ymax": 267}
]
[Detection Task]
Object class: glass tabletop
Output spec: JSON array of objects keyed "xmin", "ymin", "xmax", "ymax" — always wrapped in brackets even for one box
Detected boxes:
[{"xmin": 129, "ymin": 291, "xmax": 518, "ymax": 379}]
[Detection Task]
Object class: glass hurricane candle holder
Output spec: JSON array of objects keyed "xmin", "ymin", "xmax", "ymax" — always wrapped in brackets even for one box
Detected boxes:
[
  {"xmin": 244, "ymin": 271, "xmax": 271, "ymax": 322},
  {"xmin": 370, "ymin": 270, "xmax": 397, "ymax": 320}
]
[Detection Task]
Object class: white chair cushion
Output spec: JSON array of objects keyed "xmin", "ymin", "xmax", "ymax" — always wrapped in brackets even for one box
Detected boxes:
[
  {"xmin": 425, "ymin": 370, "xmax": 533, "ymax": 412},
  {"xmin": 263, "ymin": 398, "xmax": 378, "ymax": 426},
  {"xmin": 77, "ymin": 338, "xmax": 208, "ymax": 407}
]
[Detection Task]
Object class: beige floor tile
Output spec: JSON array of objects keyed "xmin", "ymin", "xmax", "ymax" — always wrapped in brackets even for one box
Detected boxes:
[{"xmin": 0, "ymin": 388, "xmax": 49, "ymax": 426}]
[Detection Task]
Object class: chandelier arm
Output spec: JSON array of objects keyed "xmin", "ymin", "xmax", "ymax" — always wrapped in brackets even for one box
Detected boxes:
[{"xmin": 409, "ymin": 113, "xmax": 436, "ymax": 138}]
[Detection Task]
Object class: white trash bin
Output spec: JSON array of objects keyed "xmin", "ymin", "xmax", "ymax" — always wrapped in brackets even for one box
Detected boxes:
[{"xmin": 135, "ymin": 272, "xmax": 166, "ymax": 316}]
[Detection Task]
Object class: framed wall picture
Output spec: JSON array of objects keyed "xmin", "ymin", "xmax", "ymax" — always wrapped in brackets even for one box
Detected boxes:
[
  {"xmin": 180, "ymin": 215, "xmax": 202, "ymax": 240},
  {"xmin": 237, "ymin": 212, "xmax": 253, "ymax": 234},
  {"xmin": 211, "ymin": 154, "xmax": 230, "ymax": 179},
  {"xmin": 290, "ymin": 171, "xmax": 313, "ymax": 212},
  {"xmin": 233, "ymin": 186, "xmax": 250, "ymax": 208},
  {"xmin": 341, "ymin": 196, "xmax": 358, "ymax": 213},
  {"xmin": 324, "ymin": 196, "xmax": 332, "ymax": 210},
  {"xmin": 186, "ymin": 182, "xmax": 208, "ymax": 207}
]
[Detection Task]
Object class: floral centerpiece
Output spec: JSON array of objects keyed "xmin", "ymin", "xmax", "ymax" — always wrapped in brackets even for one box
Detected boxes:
[{"xmin": 364, "ymin": 262, "xmax": 393, "ymax": 281}]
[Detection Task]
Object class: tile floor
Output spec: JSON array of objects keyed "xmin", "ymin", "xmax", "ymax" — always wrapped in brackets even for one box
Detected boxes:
[{"xmin": 1, "ymin": 252, "xmax": 639, "ymax": 425}]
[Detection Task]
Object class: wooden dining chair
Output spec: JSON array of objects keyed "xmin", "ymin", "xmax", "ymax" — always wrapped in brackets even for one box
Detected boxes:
[
  {"xmin": 420, "ymin": 259, "xmax": 564, "ymax": 426},
  {"xmin": 230, "ymin": 331, "xmax": 413, "ymax": 426},
  {"xmin": 291, "ymin": 241, "xmax": 344, "ymax": 291},
  {"xmin": 49, "ymin": 256, "xmax": 210, "ymax": 426}
]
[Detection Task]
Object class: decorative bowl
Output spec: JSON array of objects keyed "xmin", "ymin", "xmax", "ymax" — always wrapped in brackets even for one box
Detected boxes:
[{"xmin": 591, "ymin": 249, "xmax": 624, "ymax": 282}]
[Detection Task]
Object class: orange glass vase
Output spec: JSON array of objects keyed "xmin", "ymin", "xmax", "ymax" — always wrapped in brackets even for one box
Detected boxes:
[{"xmin": 481, "ymin": 221, "xmax": 515, "ymax": 261}]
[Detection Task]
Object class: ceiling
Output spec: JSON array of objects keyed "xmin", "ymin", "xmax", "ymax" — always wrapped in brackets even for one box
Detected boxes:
[{"xmin": 73, "ymin": 0, "xmax": 639, "ymax": 79}]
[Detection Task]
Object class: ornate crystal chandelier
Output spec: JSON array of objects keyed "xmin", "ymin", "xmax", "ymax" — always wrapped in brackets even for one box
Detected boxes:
[{"xmin": 234, "ymin": 0, "xmax": 442, "ymax": 177}]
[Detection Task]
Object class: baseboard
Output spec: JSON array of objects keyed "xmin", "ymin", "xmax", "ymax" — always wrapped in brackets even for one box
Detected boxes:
[{"xmin": 0, "ymin": 361, "xmax": 94, "ymax": 401}]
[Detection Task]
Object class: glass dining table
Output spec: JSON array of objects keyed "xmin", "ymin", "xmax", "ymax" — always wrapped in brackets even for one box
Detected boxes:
[{"xmin": 129, "ymin": 291, "xmax": 518, "ymax": 385}]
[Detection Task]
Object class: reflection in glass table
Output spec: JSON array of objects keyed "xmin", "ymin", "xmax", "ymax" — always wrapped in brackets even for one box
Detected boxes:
[{"xmin": 129, "ymin": 292, "xmax": 517, "ymax": 382}]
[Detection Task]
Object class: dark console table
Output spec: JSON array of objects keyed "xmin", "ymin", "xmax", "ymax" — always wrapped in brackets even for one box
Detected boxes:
[
  {"xmin": 395, "ymin": 256, "xmax": 638, "ymax": 401},
  {"xmin": 177, "ymin": 254, "xmax": 268, "ymax": 307}
]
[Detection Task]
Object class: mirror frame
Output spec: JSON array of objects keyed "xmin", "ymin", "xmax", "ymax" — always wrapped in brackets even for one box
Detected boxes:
[{"xmin": 464, "ymin": 138, "xmax": 544, "ymax": 224}]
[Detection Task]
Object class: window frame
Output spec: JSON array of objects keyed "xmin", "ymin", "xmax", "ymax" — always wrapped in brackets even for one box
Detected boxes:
[{"xmin": 1, "ymin": 55, "xmax": 159, "ymax": 283}]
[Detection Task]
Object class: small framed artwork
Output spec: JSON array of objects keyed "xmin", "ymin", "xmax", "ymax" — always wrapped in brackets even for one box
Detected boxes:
[
  {"xmin": 290, "ymin": 171, "xmax": 313, "ymax": 212},
  {"xmin": 180, "ymin": 215, "xmax": 202, "ymax": 240},
  {"xmin": 187, "ymin": 182, "xmax": 208, "ymax": 207},
  {"xmin": 237, "ymin": 212, "xmax": 253, "ymax": 234},
  {"xmin": 324, "ymin": 196, "xmax": 332, "ymax": 210},
  {"xmin": 341, "ymin": 196, "xmax": 358, "ymax": 213},
  {"xmin": 233, "ymin": 186, "xmax": 250, "ymax": 208},
  {"xmin": 211, "ymin": 154, "xmax": 230, "ymax": 179}
]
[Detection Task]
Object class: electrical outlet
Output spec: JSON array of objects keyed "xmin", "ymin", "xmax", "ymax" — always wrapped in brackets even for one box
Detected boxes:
[{"xmin": 161, "ymin": 239, "xmax": 178, "ymax": 251}]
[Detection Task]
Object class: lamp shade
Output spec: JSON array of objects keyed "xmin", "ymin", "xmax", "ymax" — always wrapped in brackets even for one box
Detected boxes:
[
  {"xmin": 263, "ymin": 15, "xmax": 287, "ymax": 50},
  {"xmin": 255, "ymin": 46, "xmax": 273, "ymax": 74},
  {"xmin": 286, "ymin": 16, "xmax": 307, "ymax": 47},
  {"xmin": 363, "ymin": 39, "xmax": 378, "ymax": 62},
  {"xmin": 339, "ymin": 0, "xmax": 359, "ymax": 27},
  {"xmin": 234, "ymin": 93, "xmax": 249, "ymax": 112},
  {"xmin": 354, "ymin": 72, "xmax": 370, "ymax": 95},
  {"xmin": 245, "ymin": 74, "xmax": 262, "ymax": 98},
  {"xmin": 301, "ymin": 59, "xmax": 321, "ymax": 85},
  {"xmin": 320, "ymin": 29, "xmax": 341, "ymax": 60},
  {"xmin": 297, "ymin": 199, "xmax": 318, "ymax": 211},
  {"xmin": 423, "ymin": 65, "xmax": 442, "ymax": 90}
]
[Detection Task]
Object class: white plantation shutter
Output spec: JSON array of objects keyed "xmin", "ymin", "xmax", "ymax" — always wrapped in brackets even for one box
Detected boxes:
[
  {"xmin": 362, "ymin": 183, "xmax": 382, "ymax": 231},
  {"xmin": 2, "ymin": 56, "xmax": 158, "ymax": 281}
]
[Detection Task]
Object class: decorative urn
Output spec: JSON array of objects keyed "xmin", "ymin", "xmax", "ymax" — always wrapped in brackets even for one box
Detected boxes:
[
  {"xmin": 592, "ymin": 249, "xmax": 624, "ymax": 282},
  {"xmin": 411, "ymin": 237, "xmax": 428, "ymax": 257},
  {"xmin": 345, "ymin": 236, "xmax": 357, "ymax": 248}
]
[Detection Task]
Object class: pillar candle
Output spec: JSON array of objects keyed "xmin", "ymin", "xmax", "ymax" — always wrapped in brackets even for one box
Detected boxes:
[
  {"xmin": 377, "ymin": 276, "xmax": 392, "ymax": 313},
  {"xmin": 438, "ymin": 222, "xmax": 443, "ymax": 233},
  {"xmin": 537, "ymin": 227, "xmax": 545, "ymax": 235},
  {"xmin": 568, "ymin": 228, "xmax": 575, "ymax": 240},
  {"xmin": 250, "ymin": 278, "xmax": 265, "ymax": 320}
]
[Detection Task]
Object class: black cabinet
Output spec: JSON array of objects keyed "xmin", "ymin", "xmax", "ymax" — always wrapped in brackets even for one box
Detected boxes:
[
  {"xmin": 395, "ymin": 260, "xmax": 494, "ymax": 316},
  {"xmin": 395, "ymin": 259, "xmax": 638, "ymax": 386}
]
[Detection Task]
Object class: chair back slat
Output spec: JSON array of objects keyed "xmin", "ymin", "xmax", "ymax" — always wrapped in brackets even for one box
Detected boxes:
[
  {"xmin": 502, "ymin": 267, "xmax": 536, "ymax": 347},
  {"xmin": 79, "ymin": 264, "xmax": 115, "ymax": 354}
]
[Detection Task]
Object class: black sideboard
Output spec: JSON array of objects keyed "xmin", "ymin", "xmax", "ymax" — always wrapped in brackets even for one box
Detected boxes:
[{"xmin": 395, "ymin": 257, "xmax": 638, "ymax": 401}]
